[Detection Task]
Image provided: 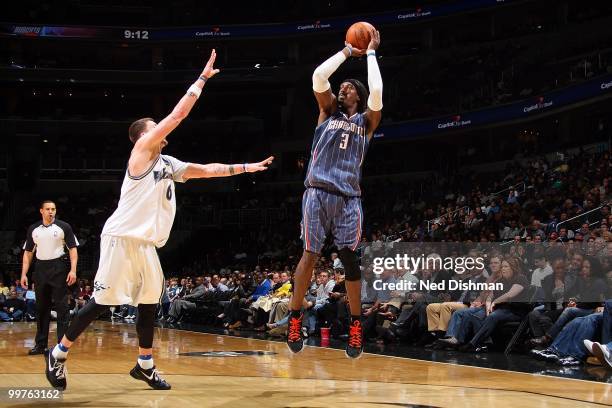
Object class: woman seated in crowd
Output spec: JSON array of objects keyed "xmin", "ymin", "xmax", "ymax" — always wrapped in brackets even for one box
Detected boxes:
[
  {"xmin": 436, "ymin": 256, "xmax": 528, "ymax": 351},
  {"xmin": 458, "ymin": 256, "xmax": 530, "ymax": 351}
]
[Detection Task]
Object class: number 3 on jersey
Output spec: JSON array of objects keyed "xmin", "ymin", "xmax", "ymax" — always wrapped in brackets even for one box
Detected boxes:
[{"xmin": 339, "ymin": 133, "xmax": 349, "ymax": 150}]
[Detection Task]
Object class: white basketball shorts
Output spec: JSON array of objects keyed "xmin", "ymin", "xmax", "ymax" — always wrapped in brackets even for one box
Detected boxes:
[{"xmin": 92, "ymin": 235, "xmax": 165, "ymax": 306}]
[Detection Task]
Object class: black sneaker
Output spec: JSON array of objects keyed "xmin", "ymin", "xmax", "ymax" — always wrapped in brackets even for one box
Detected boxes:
[
  {"xmin": 44, "ymin": 350, "xmax": 67, "ymax": 390},
  {"xmin": 345, "ymin": 319, "xmax": 364, "ymax": 359},
  {"xmin": 286, "ymin": 313, "xmax": 304, "ymax": 354},
  {"xmin": 129, "ymin": 364, "xmax": 171, "ymax": 390},
  {"xmin": 28, "ymin": 345, "xmax": 47, "ymax": 355}
]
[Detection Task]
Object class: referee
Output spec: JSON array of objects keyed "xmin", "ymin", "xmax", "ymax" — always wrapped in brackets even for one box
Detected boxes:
[{"xmin": 20, "ymin": 200, "xmax": 78, "ymax": 355}]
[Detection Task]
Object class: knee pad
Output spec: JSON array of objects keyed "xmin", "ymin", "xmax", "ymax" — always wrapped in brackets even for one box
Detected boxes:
[
  {"xmin": 136, "ymin": 304, "xmax": 157, "ymax": 348},
  {"xmin": 338, "ymin": 248, "xmax": 361, "ymax": 281}
]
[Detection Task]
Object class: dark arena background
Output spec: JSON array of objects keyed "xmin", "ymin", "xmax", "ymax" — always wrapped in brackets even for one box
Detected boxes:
[{"xmin": 0, "ymin": 1, "xmax": 611, "ymax": 406}]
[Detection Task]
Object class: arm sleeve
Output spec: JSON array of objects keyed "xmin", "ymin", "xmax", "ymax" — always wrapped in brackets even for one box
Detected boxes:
[
  {"xmin": 366, "ymin": 54, "xmax": 383, "ymax": 111},
  {"xmin": 59, "ymin": 221, "xmax": 79, "ymax": 249},
  {"xmin": 22, "ymin": 224, "xmax": 36, "ymax": 252},
  {"xmin": 312, "ymin": 51, "xmax": 347, "ymax": 93},
  {"xmin": 163, "ymin": 155, "xmax": 189, "ymax": 183}
]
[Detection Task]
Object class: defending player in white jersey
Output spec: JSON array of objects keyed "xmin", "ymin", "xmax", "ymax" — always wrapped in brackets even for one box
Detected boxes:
[{"xmin": 44, "ymin": 49, "xmax": 274, "ymax": 391}]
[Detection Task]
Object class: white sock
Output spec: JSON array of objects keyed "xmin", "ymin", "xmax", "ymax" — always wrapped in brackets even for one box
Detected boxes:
[
  {"xmin": 52, "ymin": 343, "xmax": 69, "ymax": 360},
  {"xmin": 138, "ymin": 355, "xmax": 154, "ymax": 370}
]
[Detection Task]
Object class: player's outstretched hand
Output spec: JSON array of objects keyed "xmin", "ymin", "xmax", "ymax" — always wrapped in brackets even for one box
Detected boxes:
[
  {"xmin": 202, "ymin": 49, "xmax": 221, "ymax": 79},
  {"xmin": 246, "ymin": 156, "xmax": 275, "ymax": 173},
  {"xmin": 367, "ymin": 29, "xmax": 380, "ymax": 51}
]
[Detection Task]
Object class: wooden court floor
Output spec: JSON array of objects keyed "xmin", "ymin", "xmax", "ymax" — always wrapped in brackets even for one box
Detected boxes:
[{"xmin": 0, "ymin": 321, "xmax": 610, "ymax": 407}]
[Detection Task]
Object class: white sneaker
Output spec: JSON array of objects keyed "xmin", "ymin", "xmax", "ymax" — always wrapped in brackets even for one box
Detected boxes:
[
  {"xmin": 591, "ymin": 342, "xmax": 612, "ymax": 370},
  {"xmin": 583, "ymin": 339, "xmax": 594, "ymax": 355}
]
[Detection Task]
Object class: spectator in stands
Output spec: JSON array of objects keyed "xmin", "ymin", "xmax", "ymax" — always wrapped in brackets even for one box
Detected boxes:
[
  {"xmin": 250, "ymin": 271, "xmax": 291, "ymax": 330},
  {"xmin": 531, "ymin": 251, "xmax": 553, "ymax": 287},
  {"xmin": 316, "ymin": 268, "xmax": 347, "ymax": 334},
  {"xmin": 426, "ymin": 260, "xmax": 488, "ymax": 347},
  {"xmin": 166, "ymin": 276, "xmax": 206, "ymax": 323},
  {"xmin": 0, "ymin": 280, "xmax": 9, "ymax": 297},
  {"xmin": 435, "ymin": 298, "xmax": 488, "ymax": 350},
  {"xmin": 0, "ymin": 289, "xmax": 26, "ymax": 322},
  {"xmin": 386, "ymin": 256, "xmax": 451, "ymax": 345},
  {"xmin": 458, "ymin": 257, "xmax": 529, "ymax": 352},
  {"xmin": 74, "ymin": 284, "xmax": 92, "ymax": 312},
  {"xmin": 531, "ymin": 299, "xmax": 611, "ymax": 366},
  {"xmin": 304, "ymin": 269, "xmax": 335, "ymax": 335},
  {"xmin": 363, "ymin": 268, "xmax": 398, "ymax": 340},
  {"xmin": 528, "ymin": 257, "xmax": 606, "ymax": 348},
  {"xmin": 331, "ymin": 252, "xmax": 344, "ymax": 270},
  {"xmin": 361, "ymin": 267, "xmax": 377, "ymax": 306},
  {"xmin": 225, "ymin": 273, "xmax": 272, "ymax": 329},
  {"xmin": 177, "ymin": 278, "xmax": 187, "ymax": 297},
  {"xmin": 526, "ymin": 257, "xmax": 571, "ymax": 345},
  {"xmin": 211, "ymin": 275, "xmax": 229, "ymax": 292},
  {"xmin": 14, "ymin": 279, "xmax": 26, "ymax": 298}
]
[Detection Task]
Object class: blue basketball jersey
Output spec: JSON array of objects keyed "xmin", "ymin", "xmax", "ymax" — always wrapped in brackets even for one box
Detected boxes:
[{"xmin": 305, "ymin": 110, "xmax": 369, "ymax": 197}]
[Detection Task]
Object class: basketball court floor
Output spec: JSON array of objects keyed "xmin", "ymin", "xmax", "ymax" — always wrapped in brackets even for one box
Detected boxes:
[{"xmin": 0, "ymin": 321, "xmax": 610, "ymax": 407}]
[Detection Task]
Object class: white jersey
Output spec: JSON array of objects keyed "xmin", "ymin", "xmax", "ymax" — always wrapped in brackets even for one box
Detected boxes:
[{"xmin": 102, "ymin": 154, "xmax": 188, "ymax": 248}]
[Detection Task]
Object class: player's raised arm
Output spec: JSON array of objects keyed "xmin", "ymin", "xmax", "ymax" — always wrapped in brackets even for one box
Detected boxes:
[
  {"xmin": 136, "ymin": 49, "xmax": 221, "ymax": 151},
  {"xmin": 181, "ymin": 156, "xmax": 275, "ymax": 180},
  {"xmin": 312, "ymin": 45, "xmax": 362, "ymax": 125},
  {"xmin": 364, "ymin": 29, "xmax": 382, "ymax": 139}
]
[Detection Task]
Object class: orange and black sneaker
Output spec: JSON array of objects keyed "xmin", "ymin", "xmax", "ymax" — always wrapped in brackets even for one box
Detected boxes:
[
  {"xmin": 286, "ymin": 312, "xmax": 304, "ymax": 354},
  {"xmin": 345, "ymin": 318, "xmax": 364, "ymax": 359}
]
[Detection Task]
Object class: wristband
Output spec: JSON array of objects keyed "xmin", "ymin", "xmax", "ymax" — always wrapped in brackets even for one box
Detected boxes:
[
  {"xmin": 199, "ymin": 75, "xmax": 208, "ymax": 83},
  {"xmin": 243, "ymin": 163, "xmax": 247, "ymax": 173},
  {"xmin": 187, "ymin": 84, "xmax": 202, "ymax": 99},
  {"xmin": 367, "ymin": 50, "xmax": 376, "ymax": 57},
  {"xmin": 345, "ymin": 44, "xmax": 353, "ymax": 57}
]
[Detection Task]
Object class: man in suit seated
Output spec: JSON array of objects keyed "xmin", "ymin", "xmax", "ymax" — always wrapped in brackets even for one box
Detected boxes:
[{"xmin": 165, "ymin": 276, "xmax": 206, "ymax": 323}]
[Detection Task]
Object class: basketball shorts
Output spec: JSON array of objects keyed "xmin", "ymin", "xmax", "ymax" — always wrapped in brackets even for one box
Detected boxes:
[
  {"xmin": 92, "ymin": 235, "xmax": 165, "ymax": 306},
  {"xmin": 300, "ymin": 187, "xmax": 363, "ymax": 254}
]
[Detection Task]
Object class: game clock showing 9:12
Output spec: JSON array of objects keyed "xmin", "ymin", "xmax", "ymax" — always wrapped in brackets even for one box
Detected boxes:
[{"xmin": 124, "ymin": 29, "xmax": 149, "ymax": 40}]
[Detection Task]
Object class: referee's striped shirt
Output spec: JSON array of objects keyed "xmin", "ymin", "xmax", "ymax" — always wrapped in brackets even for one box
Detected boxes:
[{"xmin": 23, "ymin": 219, "xmax": 79, "ymax": 260}]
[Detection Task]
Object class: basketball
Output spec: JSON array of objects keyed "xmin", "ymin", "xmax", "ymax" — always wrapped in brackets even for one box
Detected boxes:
[{"xmin": 346, "ymin": 21, "xmax": 375, "ymax": 50}]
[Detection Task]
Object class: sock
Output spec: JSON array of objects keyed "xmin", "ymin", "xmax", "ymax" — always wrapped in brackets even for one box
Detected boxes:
[
  {"xmin": 138, "ymin": 354, "xmax": 154, "ymax": 370},
  {"xmin": 351, "ymin": 315, "xmax": 361, "ymax": 323},
  {"xmin": 52, "ymin": 343, "xmax": 69, "ymax": 360},
  {"xmin": 290, "ymin": 309, "xmax": 302, "ymax": 318}
]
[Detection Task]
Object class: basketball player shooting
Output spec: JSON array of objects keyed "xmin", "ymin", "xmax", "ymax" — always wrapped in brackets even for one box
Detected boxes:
[
  {"xmin": 287, "ymin": 28, "xmax": 382, "ymax": 359},
  {"xmin": 43, "ymin": 49, "xmax": 274, "ymax": 391}
]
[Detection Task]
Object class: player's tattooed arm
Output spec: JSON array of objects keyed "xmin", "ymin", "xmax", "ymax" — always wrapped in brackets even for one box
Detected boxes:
[{"xmin": 181, "ymin": 156, "xmax": 274, "ymax": 180}]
